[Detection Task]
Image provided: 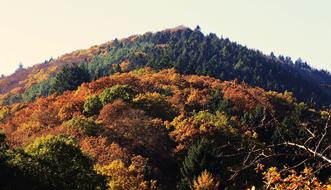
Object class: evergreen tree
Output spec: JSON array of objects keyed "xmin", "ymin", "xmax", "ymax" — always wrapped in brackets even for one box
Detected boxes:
[
  {"xmin": 178, "ymin": 138, "xmax": 219, "ymax": 190},
  {"xmin": 18, "ymin": 62, "xmax": 24, "ymax": 70},
  {"xmin": 50, "ymin": 64, "xmax": 90, "ymax": 95}
]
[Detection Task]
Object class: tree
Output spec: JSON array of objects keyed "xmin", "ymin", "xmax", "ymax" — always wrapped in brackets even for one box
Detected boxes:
[
  {"xmin": 133, "ymin": 92, "xmax": 177, "ymax": 121},
  {"xmin": 194, "ymin": 25, "xmax": 201, "ymax": 32},
  {"xmin": 178, "ymin": 138, "xmax": 219, "ymax": 190},
  {"xmin": 99, "ymin": 85, "xmax": 134, "ymax": 105},
  {"xmin": 193, "ymin": 170, "xmax": 220, "ymax": 190},
  {"xmin": 0, "ymin": 106, "xmax": 10, "ymax": 124},
  {"xmin": 0, "ymin": 132, "xmax": 34, "ymax": 190},
  {"xmin": 171, "ymin": 110, "xmax": 232, "ymax": 152},
  {"xmin": 51, "ymin": 64, "xmax": 90, "ymax": 95},
  {"xmin": 207, "ymin": 88, "xmax": 233, "ymax": 115},
  {"xmin": 94, "ymin": 157, "xmax": 157, "ymax": 190},
  {"xmin": 262, "ymin": 167, "xmax": 330, "ymax": 190},
  {"xmin": 18, "ymin": 62, "xmax": 24, "ymax": 70},
  {"xmin": 80, "ymin": 136, "xmax": 130, "ymax": 166},
  {"xmin": 83, "ymin": 95, "xmax": 103, "ymax": 116},
  {"xmin": 8, "ymin": 135, "xmax": 105, "ymax": 190},
  {"xmin": 63, "ymin": 116, "xmax": 100, "ymax": 136}
]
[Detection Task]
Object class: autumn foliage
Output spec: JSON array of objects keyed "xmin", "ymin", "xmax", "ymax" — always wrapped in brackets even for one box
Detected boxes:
[{"xmin": 0, "ymin": 68, "xmax": 330, "ymax": 189}]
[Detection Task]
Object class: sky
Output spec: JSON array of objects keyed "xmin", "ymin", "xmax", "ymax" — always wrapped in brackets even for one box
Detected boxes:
[{"xmin": 0, "ymin": 0, "xmax": 330, "ymax": 75}]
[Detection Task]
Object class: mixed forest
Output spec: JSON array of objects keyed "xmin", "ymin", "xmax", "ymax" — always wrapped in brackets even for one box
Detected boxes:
[
  {"xmin": 0, "ymin": 26, "xmax": 330, "ymax": 189},
  {"xmin": 1, "ymin": 26, "xmax": 331, "ymax": 108}
]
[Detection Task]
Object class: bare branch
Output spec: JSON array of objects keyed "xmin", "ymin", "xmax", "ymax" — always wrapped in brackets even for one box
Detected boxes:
[
  {"xmin": 314, "ymin": 114, "xmax": 330, "ymax": 154},
  {"xmin": 284, "ymin": 142, "xmax": 331, "ymax": 164}
]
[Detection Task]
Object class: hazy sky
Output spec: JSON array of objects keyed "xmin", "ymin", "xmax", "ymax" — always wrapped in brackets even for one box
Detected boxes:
[{"xmin": 0, "ymin": 0, "xmax": 330, "ymax": 75}]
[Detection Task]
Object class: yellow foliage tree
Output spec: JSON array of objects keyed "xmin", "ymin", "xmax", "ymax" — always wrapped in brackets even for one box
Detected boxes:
[
  {"xmin": 0, "ymin": 106, "xmax": 10, "ymax": 123},
  {"xmin": 94, "ymin": 156, "xmax": 157, "ymax": 190},
  {"xmin": 193, "ymin": 170, "xmax": 220, "ymax": 190},
  {"xmin": 170, "ymin": 110, "xmax": 234, "ymax": 152},
  {"xmin": 263, "ymin": 167, "xmax": 331, "ymax": 190}
]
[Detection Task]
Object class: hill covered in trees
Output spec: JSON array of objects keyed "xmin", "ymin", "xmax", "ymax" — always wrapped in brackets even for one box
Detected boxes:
[
  {"xmin": 1, "ymin": 26, "xmax": 331, "ymax": 108},
  {"xmin": 0, "ymin": 68, "xmax": 330, "ymax": 189},
  {"xmin": 0, "ymin": 26, "xmax": 330, "ymax": 189}
]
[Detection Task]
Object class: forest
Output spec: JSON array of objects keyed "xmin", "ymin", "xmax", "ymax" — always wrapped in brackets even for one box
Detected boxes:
[
  {"xmin": 1, "ymin": 26, "xmax": 331, "ymax": 108},
  {"xmin": 0, "ymin": 27, "xmax": 330, "ymax": 189},
  {"xmin": 0, "ymin": 68, "xmax": 330, "ymax": 189}
]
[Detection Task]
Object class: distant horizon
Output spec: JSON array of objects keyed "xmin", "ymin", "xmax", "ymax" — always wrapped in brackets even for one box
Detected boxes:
[{"xmin": 1, "ymin": 0, "xmax": 330, "ymax": 75}]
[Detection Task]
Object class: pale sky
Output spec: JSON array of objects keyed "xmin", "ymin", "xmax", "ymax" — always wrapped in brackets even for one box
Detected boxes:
[{"xmin": 0, "ymin": 0, "xmax": 330, "ymax": 75}]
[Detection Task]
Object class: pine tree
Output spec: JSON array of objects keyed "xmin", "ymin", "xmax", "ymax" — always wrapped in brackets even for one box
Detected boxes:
[
  {"xmin": 178, "ymin": 138, "xmax": 219, "ymax": 190},
  {"xmin": 50, "ymin": 64, "xmax": 90, "ymax": 95}
]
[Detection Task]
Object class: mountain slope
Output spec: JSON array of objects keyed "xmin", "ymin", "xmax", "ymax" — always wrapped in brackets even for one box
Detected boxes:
[
  {"xmin": 1, "ymin": 26, "xmax": 331, "ymax": 107},
  {"xmin": 0, "ymin": 41, "xmax": 113, "ymax": 98},
  {"xmin": 0, "ymin": 68, "xmax": 329, "ymax": 189}
]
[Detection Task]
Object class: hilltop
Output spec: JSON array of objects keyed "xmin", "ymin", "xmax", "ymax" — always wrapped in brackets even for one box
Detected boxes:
[{"xmin": 1, "ymin": 26, "xmax": 331, "ymax": 107}]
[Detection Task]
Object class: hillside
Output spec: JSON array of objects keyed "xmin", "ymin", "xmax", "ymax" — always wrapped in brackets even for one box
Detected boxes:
[
  {"xmin": 1, "ymin": 26, "xmax": 331, "ymax": 107},
  {"xmin": 0, "ymin": 68, "xmax": 330, "ymax": 189},
  {"xmin": 0, "ymin": 41, "xmax": 113, "ymax": 100}
]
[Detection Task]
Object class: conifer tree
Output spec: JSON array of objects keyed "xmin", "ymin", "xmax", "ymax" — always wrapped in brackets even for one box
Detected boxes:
[
  {"xmin": 51, "ymin": 64, "xmax": 90, "ymax": 95},
  {"xmin": 178, "ymin": 138, "xmax": 219, "ymax": 190}
]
